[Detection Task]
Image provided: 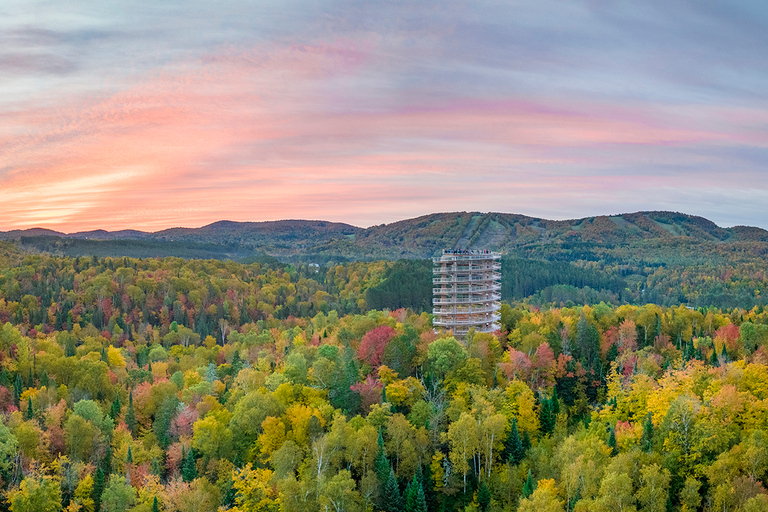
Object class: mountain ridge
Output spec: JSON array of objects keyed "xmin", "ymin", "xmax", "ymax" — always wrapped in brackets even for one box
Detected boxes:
[{"xmin": 3, "ymin": 211, "xmax": 768, "ymax": 260}]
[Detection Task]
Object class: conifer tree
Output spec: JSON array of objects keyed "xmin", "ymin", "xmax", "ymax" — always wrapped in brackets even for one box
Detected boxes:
[
  {"xmin": 720, "ymin": 343, "xmax": 728, "ymax": 363},
  {"xmin": 522, "ymin": 469, "xmax": 535, "ymax": 498},
  {"xmin": 382, "ymin": 468, "xmax": 403, "ymax": 512},
  {"xmin": 26, "ymin": 396, "xmax": 33, "ymax": 420},
  {"xmin": 182, "ymin": 446, "xmax": 197, "ymax": 482},
  {"xmin": 93, "ymin": 467, "xmax": 105, "ymax": 512},
  {"xmin": 152, "ymin": 496, "xmax": 160, "ymax": 512},
  {"xmin": 608, "ymin": 428, "xmax": 618, "ymax": 456},
  {"xmin": 405, "ymin": 473, "xmax": 428, "ymax": 512},
  {"xmin": 110, "ymin": 394, "xmax": 122, "ymax": 420},
  {"xmin": 539, "ymin": 396, "xmax": 555, "ymax": 435},
  {"xmin": 102, "ymin": 444, "xmax": 113, "ymax": 476},
  {"xmin": 504, "ymin": 417, "xmax": 525, "ymax": 465},
  {"xmin": 150, "ymin": 458, "xmax": 162, "ymax": 477},
  {"xmin": 642, "ymin": 413, "xmax": 653, "ymax": 452},
  {"xmin": 478, "ymin": 481, "xmax": 491, "ymax": 511},
  {"xmin": 374, "ymin": 429, "xmax": 390, "ymax": 484},
  {"xmin": 422, "ymin": 458, "xmax": 438, "ymax": 512},
  {"xmin": 13, "ymin": 374, "xmax": 22, "ymax": 407},
  {"xmin": 551, "ymin": 387, "xmax": 560, "ymax": 416},
  {"xmin": 126, "ymin": 390, "xmax": 136, "ymax": 436}
]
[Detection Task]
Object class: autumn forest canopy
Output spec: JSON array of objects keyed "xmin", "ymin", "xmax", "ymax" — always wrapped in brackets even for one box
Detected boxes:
[{"xmin": 0, "ymin": 214, "xmax": 768, "ymax": 512}]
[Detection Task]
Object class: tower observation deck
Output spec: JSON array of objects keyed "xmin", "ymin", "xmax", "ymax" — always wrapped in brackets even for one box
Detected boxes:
[{"xmin": 432, "ymin": 249, "xmax": 501, "ymax": 338}]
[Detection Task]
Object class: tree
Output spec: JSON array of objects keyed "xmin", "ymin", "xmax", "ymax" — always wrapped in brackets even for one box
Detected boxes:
[
  {"xmin": 427, "ymin": 337, "xmax": 467, "ymax": 381},
  {"xmin": 446, "ymin": 411, "xmax": 479, "ymax": 494},
  {"xmin": 504, "ymin": 416, "xmax": 525, "ymax": 465},
  {"xmin": 100, "ymin": 475, "xmax": 136, "ymax": 512},
  {"xmin": 635, "ymin": 464, "xmax": 670, "ymax": 512},
  {"xmin": 182, "ymin": 446, "xmax": 197, "ymax": 482},
  {"xmin": 478, "ymin": 481, "xmax": 491, "ymax": 511},
  {"xmin": 0, "ymin": 418, "xmax": 18, "ymax": 476},
  {"xmin": 231, "ymin": 464, "xmax": 279, "ymax": 512},
  {"xmin": 381, "ymin": 468, "xmax": 403, "ymax": 512},
  {"xmin": 92, "ymin": 467, "xmax": 105, "ymax": 512},
  {"xmin": 641, "ymin": 413, "xmax": 653, "ymax": 452},
  {"xmin": 8, "ymin": 473, "xmax": 62, "ymax": 512},
  {"xmin": 518, "ymin": 478, "xmax": 564, "ymax": 512},
  {"xmin": 608, "ymin": 428, "xmax": 618, "ymax": 456},
  {"xmin": 357, "ymin": 325, "xmax": 396, "ymax": 368},
  {"xmin": 110, "ymin": 393, "xmax": 122, "ymax": 420},
  {"xmin": 523, "ymin": 468, "xmax": 535, "ymax": 498},
  {"xmin": 126, "ymin": 390, "xmax": 136, "ymax": 436},
  {"xmin": 319, "ymin": 469, "xmax": 361, "ymax": 512}
]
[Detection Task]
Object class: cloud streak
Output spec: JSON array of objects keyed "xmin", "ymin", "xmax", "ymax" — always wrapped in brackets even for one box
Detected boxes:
[{"xmin": 1, "ymin": 1, "xmax": 768, "ymax": 231}]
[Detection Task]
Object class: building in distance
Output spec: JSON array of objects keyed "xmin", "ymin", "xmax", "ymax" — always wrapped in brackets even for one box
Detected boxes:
[{"xmin": 432, "ymin": 249, "xmax": 501, "ymax": 338}]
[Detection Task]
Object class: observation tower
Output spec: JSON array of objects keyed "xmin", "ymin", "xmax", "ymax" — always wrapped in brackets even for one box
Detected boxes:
[{"xmin": 432, "ymin": 249, "xmax": 501, "ymax": 338}]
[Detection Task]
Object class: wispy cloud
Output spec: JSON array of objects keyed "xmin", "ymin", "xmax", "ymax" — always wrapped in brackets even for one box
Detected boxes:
[{"xmin": 1, "ymin": 1, "xmax": 768, "ymax": 230}]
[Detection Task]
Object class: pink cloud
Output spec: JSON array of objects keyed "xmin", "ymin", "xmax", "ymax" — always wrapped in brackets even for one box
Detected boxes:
[{"xmin": 1, "ymin": 38, "xmax": 765, "ymax": 231}]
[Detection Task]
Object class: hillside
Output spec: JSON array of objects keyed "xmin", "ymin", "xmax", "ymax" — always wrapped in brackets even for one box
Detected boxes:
[{"xmin": 3, "ymin": 211, "xmax": 767, "ymax": 260}]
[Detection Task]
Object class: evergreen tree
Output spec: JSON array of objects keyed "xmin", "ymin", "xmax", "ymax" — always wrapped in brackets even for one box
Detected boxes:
[
  {"xmin": 382, "ymin": 468, "xmax": 403, "ymax": 512},
  {"xmin": 39, "ymin": 369, "xmax": 49, "ymax": 388},
  {"xmin": 720, "ymin": 343, "xmax": 728, "ymax": 363},
  {"xmin": 154, "ymin": 396, "xmax": 179, "ymax": 449},
  {"xmin": 504, "ymin": 417, "xmax": 525, "ymax": 465},
  {"xmin": 102, "ymin": 444, "xmax": 113, "ymax": 476},
  {"xmin": 539, "ymin": 396, "xmax": 555, "ymax": 435},
  {"xmin": 478, "ymin": 481, "xmax": 491, "ymax": 511},
  {"xmin": 182, "ymin": 446, "xmax": 197, "ymax": 482},
  {"xmin": 608, "ymin": 428, "xmax": 618, "ymax": 456},
  {"xmin": 152, "ymin": 496, "xmax": 160, "ymax": 512},
  {"xmin": 26, "ymin": 396, "xmax": 33, "ymax": 420},
  {"xmin": 127, "ymin": 446, "xmax": 133, "ymax": 464},
  {"xmin": 642, "ymin": 413, "xmax": 653, "ymax": 452},
  {"xmin": 374, "ymin": 429, "xmax": 390, "ymax": 484},
  {"xmin": 522, "ymin": 431, "xmax": 531, "ymax": 452},
  {"xmin": 551, "ymin": 386, "xmax": 560, "ymax": 417},
  {"xmin": 126, "ymin": 390, "xmax": 136, "ymax": 436},
  {"xmin": 522, "ymin": 469, "xmax": 535, "ymax": 498},
  {"xmin": 150, "ymin": 458, "xmax": 162, "ymax": 478},
  {"xmin": 110, "ymin": 394, "xmax": 122, "ymax": 420},
  {"xmin": 422, "ymin": 458, "xmax": 438, "ymax": 512},
  {"xmin": 13, "ymin": 374, "xmax": 23, "ymax": 407},
  {"xmin": 93, "ymin": 467, "xmax": 105, "ymax": 512}
]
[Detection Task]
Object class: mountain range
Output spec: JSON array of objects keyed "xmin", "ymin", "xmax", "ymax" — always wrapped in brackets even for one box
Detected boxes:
[{"xmin": 2, "ymin": 211, "xmax": 767, "ymax": 261}]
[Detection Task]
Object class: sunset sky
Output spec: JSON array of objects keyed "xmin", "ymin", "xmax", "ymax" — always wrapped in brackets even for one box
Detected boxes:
[{"xmin": 2, "ymin": 1, "xmax": 768, "ymax": 231}]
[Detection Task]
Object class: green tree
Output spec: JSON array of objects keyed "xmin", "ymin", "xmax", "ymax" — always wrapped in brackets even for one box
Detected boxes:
[
  {"xmin": 635, "ymin": 464, "xmax": 670, "ymax": 512},
  {"xmin": 478, "ymin": 481, "xmax": 491, "ymax": 511},
  {"xmin": 92, "ymin": 467, "xmax": 105, "ymax": 512},
  {"xmin": 100, "ymin": 475, "xmax": 136, "ymax": 512},
  {"xmin": 523, "ymin": 469, "xmax": 535, "ymax": 498},
  {"xmin": 504, "ymin": 416, "xmax": 525, "ymax": 465},
  {"xmin": 381, "ymin": 468, "xmax": 403, "ymax": 512},
  {"xmin": 126, "ymin": 390, "xmax": 136, "ymax": 437},
  {"xmin": 182, "ymin": 446, "xmax": 197, "ymax": 482},
  {"xmin": 8, "ymin": 473, "xmax": 62, "ymax": 512}
]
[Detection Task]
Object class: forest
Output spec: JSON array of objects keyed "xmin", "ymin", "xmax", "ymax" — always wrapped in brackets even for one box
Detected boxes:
[{"xmin": 0, "ymin": 243, "xmax": 768, "ymax": 511}]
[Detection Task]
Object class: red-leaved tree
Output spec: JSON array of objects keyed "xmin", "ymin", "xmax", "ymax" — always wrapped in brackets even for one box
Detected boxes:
[{"xmin": 357, "ymin": 325, "xmax": 396, "ymax": 368}]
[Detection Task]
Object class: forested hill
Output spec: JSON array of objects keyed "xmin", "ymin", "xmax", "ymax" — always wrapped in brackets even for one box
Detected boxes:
[{"xmin": 2, "ymin": 211, "xmax": 768, "ymax": 261}]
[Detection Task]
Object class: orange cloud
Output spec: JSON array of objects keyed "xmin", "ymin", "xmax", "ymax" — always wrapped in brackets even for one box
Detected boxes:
[{"xmin": 1, "ymin": 38, "xmax": 765, "ymax": 232}]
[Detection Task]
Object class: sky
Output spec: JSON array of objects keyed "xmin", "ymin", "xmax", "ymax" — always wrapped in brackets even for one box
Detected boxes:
[{"xmin": 2, "ymin": 0, "xmax": 768, "ymax": 232}]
